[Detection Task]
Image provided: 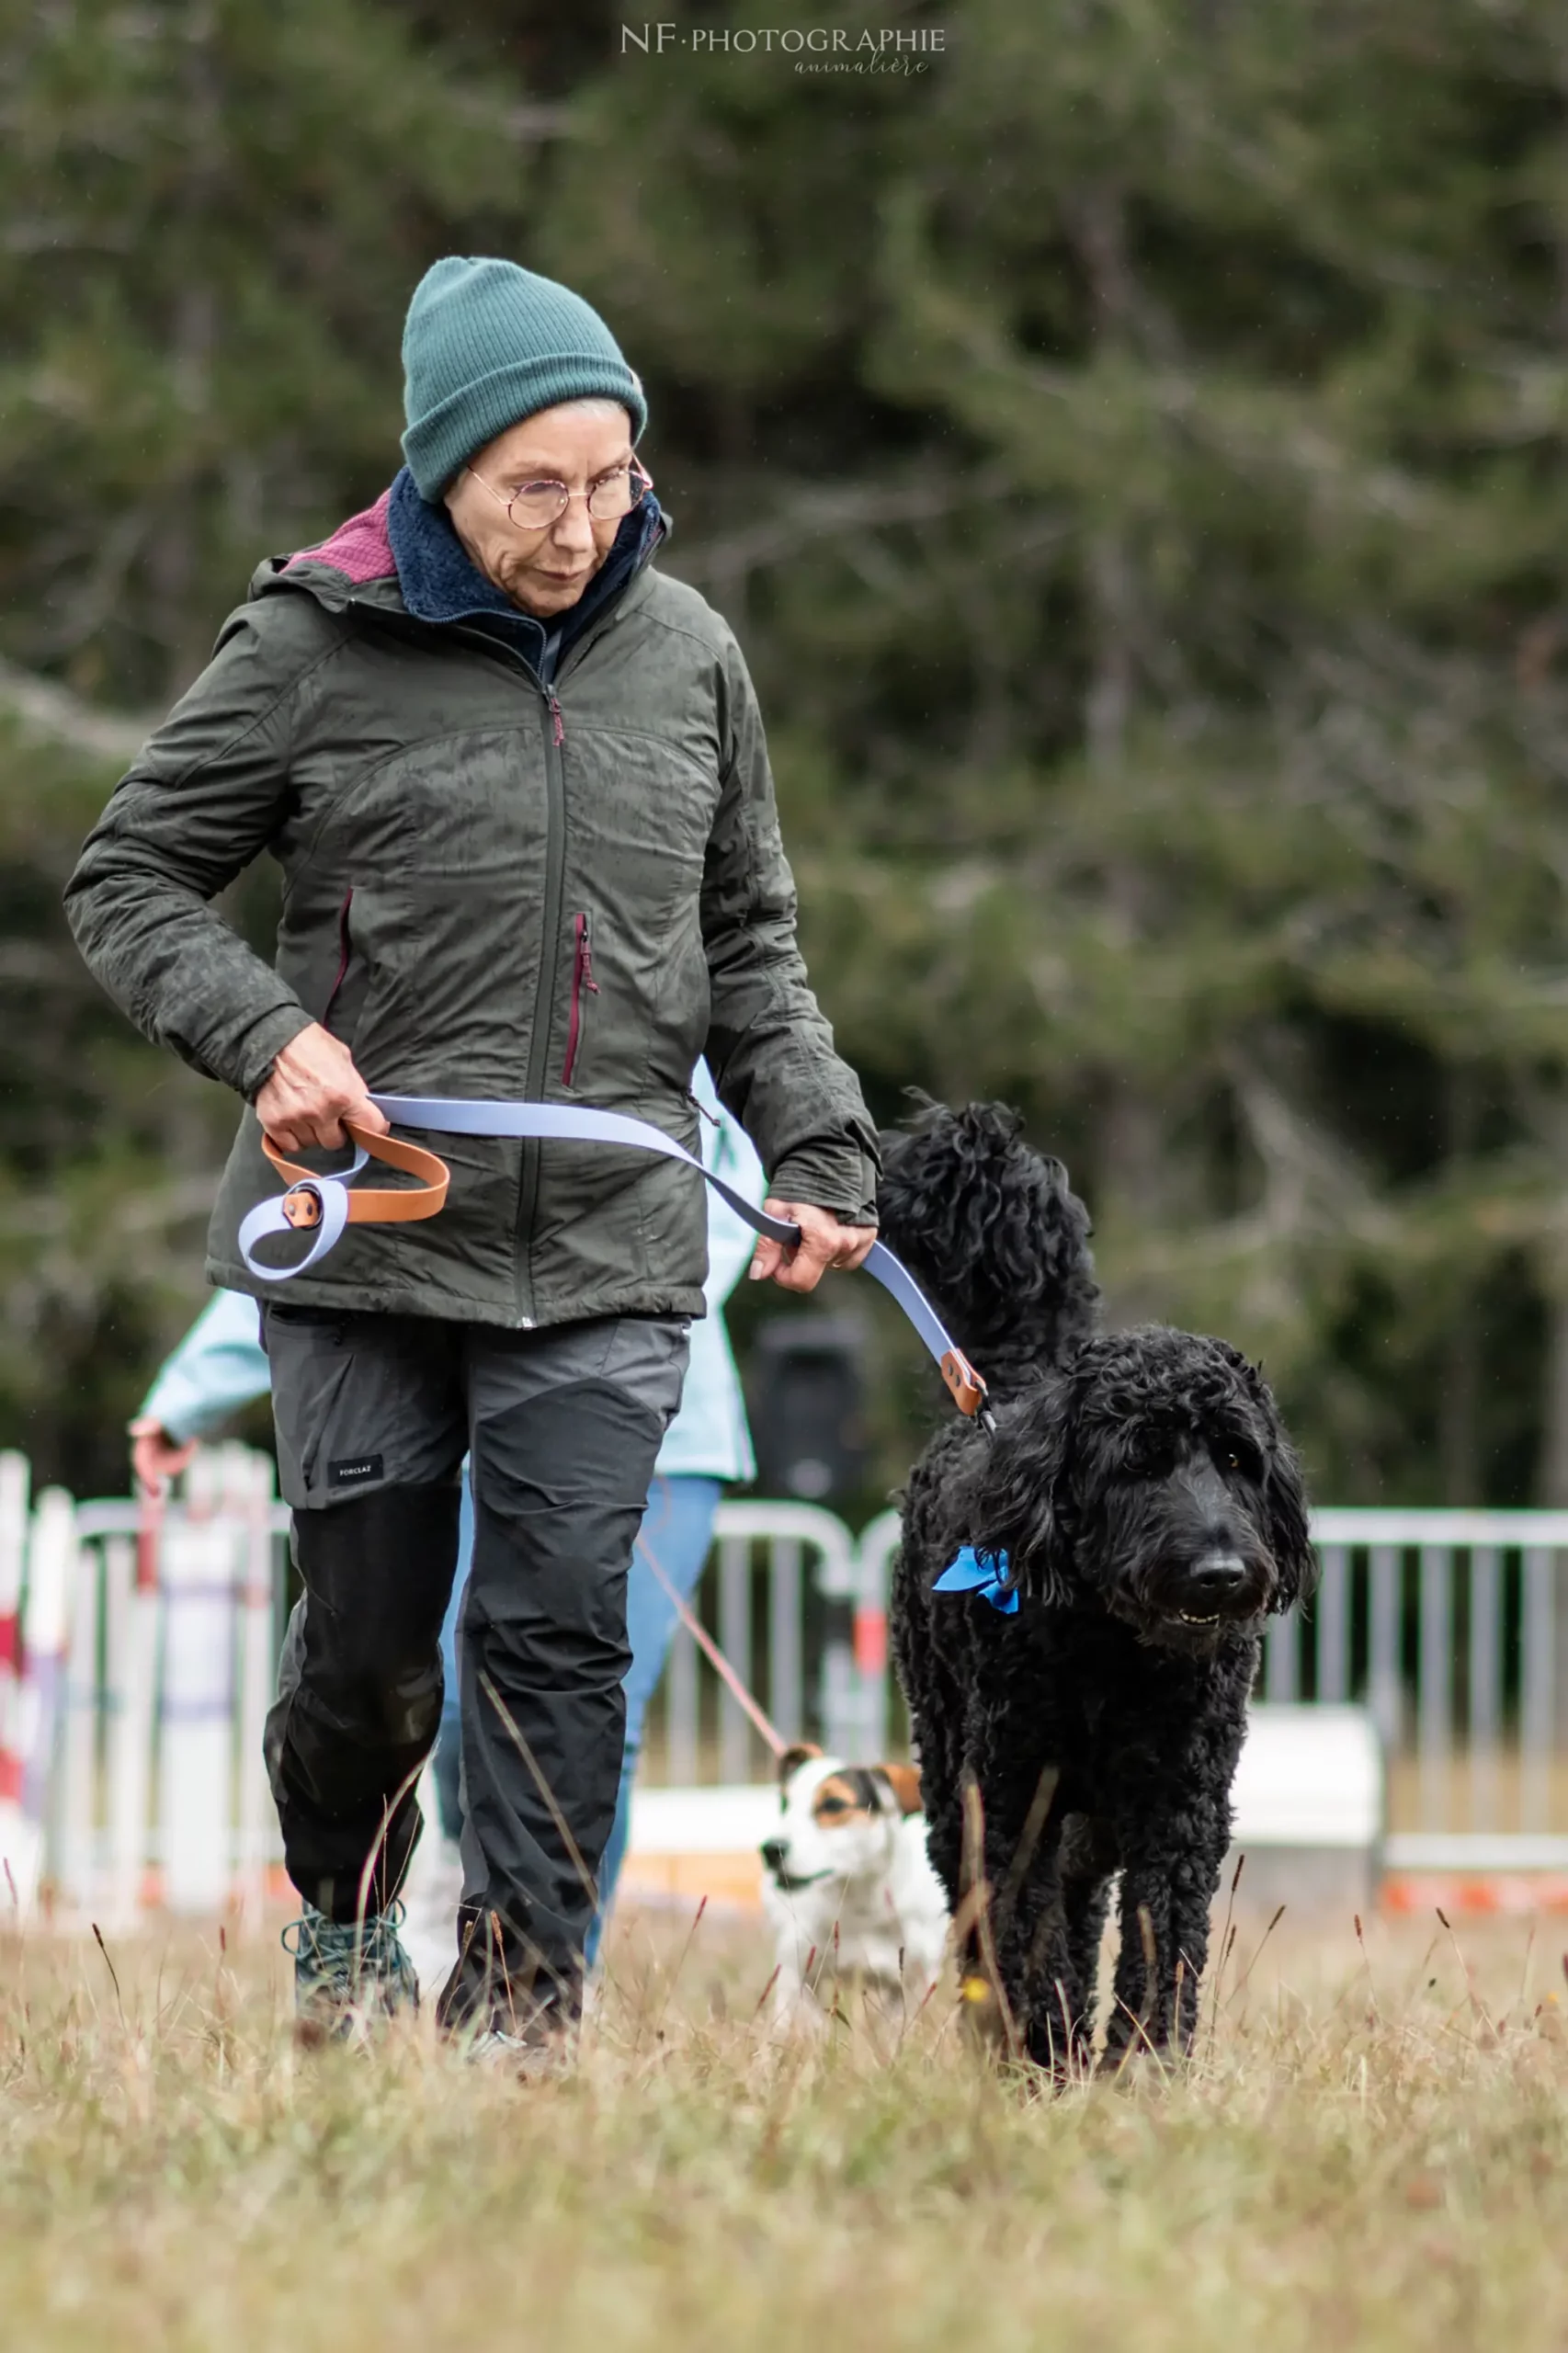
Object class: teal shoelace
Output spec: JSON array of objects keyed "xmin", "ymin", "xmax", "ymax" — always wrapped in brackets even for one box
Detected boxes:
[{"xmin": 280, "ymin": 1901, "xmax": 417, "ymax": 2009}]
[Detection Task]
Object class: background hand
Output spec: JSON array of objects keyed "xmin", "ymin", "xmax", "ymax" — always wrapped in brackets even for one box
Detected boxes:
[
  {"xmin": 128, "ymin": 1416, "xmax": 197, "ymax": 1497},
  {"xmin": 748, "ymin": 1199, "xmax": 877, "ymax": 1293},
  {"xmin": 253, "ymin": 1022, "xmax": 389, "ymax": 1152}
]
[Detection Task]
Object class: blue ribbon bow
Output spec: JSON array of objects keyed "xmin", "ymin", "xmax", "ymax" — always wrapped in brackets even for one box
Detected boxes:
[{"xmin": 934, "ymin": 1544, "xmax": 1018, "ymax": 1616}]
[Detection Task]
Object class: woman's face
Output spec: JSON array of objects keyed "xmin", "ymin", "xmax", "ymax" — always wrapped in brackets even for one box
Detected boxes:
[{"xmin": 443, "ymin": 400, "xmax": 637, "ymax": 619}]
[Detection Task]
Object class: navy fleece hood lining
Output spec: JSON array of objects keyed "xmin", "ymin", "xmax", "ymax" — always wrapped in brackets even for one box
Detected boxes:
[{"xmin": 386, "ymin": 465, "xmax": 665, "ymax": 681}]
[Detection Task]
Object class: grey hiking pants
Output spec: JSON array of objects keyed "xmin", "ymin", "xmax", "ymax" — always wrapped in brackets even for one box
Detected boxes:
[{"xmin": 261, "ymin": 1304, "xmax": 688, "ymax": 2028}]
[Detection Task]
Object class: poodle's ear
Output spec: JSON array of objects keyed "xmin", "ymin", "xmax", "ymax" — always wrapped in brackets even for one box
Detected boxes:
[
  {"xmin": 778, "ymin": 1741, "xmax": 823, "ymax": 1785},
  {"xmin": 1264, "ymin": 1437, "xmax": 1318, "ymax": 1611},
  {"xmin": 1231, "ymin": 1362, "xmax": 1316, "ymax": 1611},
  {"xmin": 970, "ymin": 1374, "xmax": 1076, "ymax": 1608},
  {"xmin": 1213, "ymin": 1344, "xmax": 1317, "ymax": 1612},
  {"xmin": 875, "ymin": 1762, "xmax": 923, "ymax": 1815}
]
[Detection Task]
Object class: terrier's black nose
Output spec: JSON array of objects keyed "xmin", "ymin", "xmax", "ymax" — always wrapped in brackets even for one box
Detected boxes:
[
  {"xmin": 760, "ymin": 1837, "xmax": 788, "ymax": 1874},
  {"xmin": 1187, "ymin": 1552, "xmax": 1248, "ymax": 1609}
]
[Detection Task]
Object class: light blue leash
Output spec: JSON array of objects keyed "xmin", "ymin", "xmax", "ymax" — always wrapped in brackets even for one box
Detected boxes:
[{"xmin": 238, "ymin": 1094, "xmax": 993, "ymax": 1424}]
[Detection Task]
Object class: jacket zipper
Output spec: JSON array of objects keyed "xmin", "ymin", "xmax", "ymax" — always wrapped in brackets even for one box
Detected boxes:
[
  {"xmin": 562, "ymin": 911, "xmax": 599, "ymax": 1086},
  {"xmin": 433, "ymin": 542, "xmax": 665, "ymax": 1320},
  {"xmin": 514, "ymin": 677, "xmax": 569, "ymax": 1323},
  {"xmin": 322, "ymin": 888, "xmax": 354, "ymax": 1029}
]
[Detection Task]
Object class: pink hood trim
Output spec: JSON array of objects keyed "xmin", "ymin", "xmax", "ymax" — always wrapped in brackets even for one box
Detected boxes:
[{"xmin": 285, "ymin": 488, "xmax": 395, "ymax": 584}]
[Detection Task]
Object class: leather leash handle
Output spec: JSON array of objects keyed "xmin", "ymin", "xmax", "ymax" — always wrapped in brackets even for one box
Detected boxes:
[{"xmin": 261, "ymin": 1120, "xmax": 450, "ymax": 1231}]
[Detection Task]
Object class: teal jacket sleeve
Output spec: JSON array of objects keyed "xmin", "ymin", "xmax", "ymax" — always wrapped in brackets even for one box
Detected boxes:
[
  {"xmin": 654, "ymin": 1060, "xmax": 762, "ymax": 1483},
  {"xmin": 139, "ymin": 1289, "xmax": 272, "ymax": 1442}
]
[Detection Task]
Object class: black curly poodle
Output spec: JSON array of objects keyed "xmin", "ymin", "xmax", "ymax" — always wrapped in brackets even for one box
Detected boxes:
[{"xmin": 881, "ymin": 1100, "xmax": 1316, "ymax": 2072}]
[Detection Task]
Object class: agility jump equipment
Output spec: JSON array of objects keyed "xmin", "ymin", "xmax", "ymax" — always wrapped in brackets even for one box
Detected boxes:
[{"xmin": 239, "ymin": 1097, "xmax": 992, "ymax": 1424}]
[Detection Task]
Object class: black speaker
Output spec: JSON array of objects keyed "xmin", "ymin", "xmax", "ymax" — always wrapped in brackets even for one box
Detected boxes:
[{"xmin": 747, "ymin": 1315, "xmax": 869, "ymax": 1504}]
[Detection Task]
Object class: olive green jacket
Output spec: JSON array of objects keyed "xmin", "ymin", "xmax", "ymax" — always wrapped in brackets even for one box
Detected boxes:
[{"xmin": 64, "ymin": 495, "xmax": 878, "ymax": 1328}]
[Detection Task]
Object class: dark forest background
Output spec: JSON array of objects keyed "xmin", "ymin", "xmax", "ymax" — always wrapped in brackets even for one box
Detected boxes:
[{"xmin": 6, "ymin": 0, "xmax": 1568, "ymax": 1511}]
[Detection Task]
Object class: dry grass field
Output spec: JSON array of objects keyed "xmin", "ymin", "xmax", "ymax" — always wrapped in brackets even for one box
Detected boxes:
[{"xmin": 2, "ymin": 1896, "xmax": 1567, "ymax": 2352}]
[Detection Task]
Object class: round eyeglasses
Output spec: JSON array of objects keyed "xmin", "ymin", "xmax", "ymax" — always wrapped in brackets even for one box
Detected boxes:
[{"xmin": 464, "ymin": 458, "xmax": 653, "ymax": 533}]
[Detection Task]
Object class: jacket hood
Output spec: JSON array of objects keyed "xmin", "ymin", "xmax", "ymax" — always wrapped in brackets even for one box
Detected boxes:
[{"xmin": 248, "ymin": 469, "xmax": 668, "ymax": 658}]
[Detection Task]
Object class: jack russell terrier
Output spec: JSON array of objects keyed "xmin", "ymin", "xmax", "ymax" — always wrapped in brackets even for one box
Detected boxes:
[{"xmin": 759, "ymin": 1743, "xmax": 949, "ymax": 2028}]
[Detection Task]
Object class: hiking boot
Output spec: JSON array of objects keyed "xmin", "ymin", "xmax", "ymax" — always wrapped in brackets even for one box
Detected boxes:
[
  {"xmin": 459, "ymin": 2014, "xmax": 576, "ymax": 2078},
  {"xmin": 281, "ymin": 1901, "xmax": 418, "ymax": 2041}
]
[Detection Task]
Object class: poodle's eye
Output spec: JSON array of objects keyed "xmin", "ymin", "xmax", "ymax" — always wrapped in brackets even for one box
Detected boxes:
[{"xmin": 1216, "ymin": 1438, "xmax": 1261, "ymax": 1480}]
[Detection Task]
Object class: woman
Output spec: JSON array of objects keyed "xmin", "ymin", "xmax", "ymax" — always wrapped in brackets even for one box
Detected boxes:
[{"xmin": 68, "ymin": 256, "xmax": 877, "ymax": 2055}]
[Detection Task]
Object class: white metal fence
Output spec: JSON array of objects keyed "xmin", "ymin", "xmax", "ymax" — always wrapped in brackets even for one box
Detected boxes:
[
  {"xmin": 8, "ymin": 1450, "xmax": 1568, "ymax": 1916},
  {"xmin": 1263, "ymin": 1509, "xmax": 1568, "ymax": 1870}
]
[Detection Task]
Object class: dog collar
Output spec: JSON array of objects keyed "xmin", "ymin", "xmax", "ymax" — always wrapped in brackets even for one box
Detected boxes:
[{"xmin": 934, "ymin": 1544, "xmax": 1018, "ymax": 1615}]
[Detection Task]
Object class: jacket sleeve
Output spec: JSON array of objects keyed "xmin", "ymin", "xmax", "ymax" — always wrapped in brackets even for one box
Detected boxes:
[
  {"xmin": 695, "ymin": 1057, "xmax": 767, "ymax": 1307},
  {"xmin": 62, "ymin": 600, "xmax": 326, "ymax": 1098},
  {"xmin": 138, "ymin": 1289, "xmax": 271, "ymax": 1443},
  {"xmin": 700, "ymin": 631, "xmax": 880, "ymax": 1222}
]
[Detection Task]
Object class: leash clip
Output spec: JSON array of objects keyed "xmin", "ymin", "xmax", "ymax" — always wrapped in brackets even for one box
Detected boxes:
[{"xmin": 940, "ymin": 1347, "xmax": 989, "ymax": 1420}]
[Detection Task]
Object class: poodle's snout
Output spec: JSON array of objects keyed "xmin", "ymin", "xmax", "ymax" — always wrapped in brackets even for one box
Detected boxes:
[
  {"xmin": 1187, "ymin": 1551, "xmax": 1250, "ymax": 1609},
  {"xmin": 760, "ymin": 1837, "xmax": 789, "ymax": 1875}
]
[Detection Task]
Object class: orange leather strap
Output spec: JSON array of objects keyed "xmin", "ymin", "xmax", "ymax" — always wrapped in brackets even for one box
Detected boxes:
[{"xmin": 261, "ymin": 1120, "xmax": 449, "ymax": 1233}]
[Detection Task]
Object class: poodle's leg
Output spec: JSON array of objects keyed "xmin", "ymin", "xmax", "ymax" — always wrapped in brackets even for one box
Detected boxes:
[
  {"xmin": 982, "ymin": 1763, "xmax": 1078, "ymax": 2073},
  {"xmin": 1059, "ymin": 1868, "xmax": 1113, "ymax": 2062},
  {"xmin": 1101, "ymin": 1832, "xmax": 1224, "ymax": 2060},
  {"xmin": 1023, "ymin": 1810, "xmax": 1117, "ymax": 2069},
  {"xmin": 1006, "ymin": 1865, "xmax": 1078, "ymax": 2074},
  {"xmin": 1157, "ymin": 1706, "xmax": 1248, "ymax": 2051},
  {"xmin": 1161, "ymin": 1812, "xmax": 1236, "ymax": 2050},
  {"xmin": 1099, "ymin": 1674, "xmax": 1248, "ymax": 2063},
  {"xmin": 1101, "ymin": 1852, "xmax": 1173, "ymax": 2063}
]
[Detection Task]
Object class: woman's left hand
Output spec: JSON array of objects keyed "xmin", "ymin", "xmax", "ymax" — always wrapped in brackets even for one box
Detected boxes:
[
  {"xmin": 129, "ymin": 1416, "xmax": 198, "ymax": 1496},
  {"xmin": 748, "ymin": 1200, "xmax": 877, "ymax": 1292}
]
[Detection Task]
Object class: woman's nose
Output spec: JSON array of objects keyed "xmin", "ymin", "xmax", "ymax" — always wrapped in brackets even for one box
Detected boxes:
[{"xmin": 551, "ymin": 504, "xmax": 596, "ymax": 554}]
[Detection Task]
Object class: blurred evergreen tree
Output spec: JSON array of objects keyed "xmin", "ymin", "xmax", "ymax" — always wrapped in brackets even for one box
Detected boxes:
[{"xmin": 5, "ymin": 0, "xmax": 1568, "ymax": 1506}]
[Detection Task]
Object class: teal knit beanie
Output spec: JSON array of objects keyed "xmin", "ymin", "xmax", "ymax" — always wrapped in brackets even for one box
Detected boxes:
[{"xmin": 401, "ymin": 256, "xmax": 647, "ymax": 503}]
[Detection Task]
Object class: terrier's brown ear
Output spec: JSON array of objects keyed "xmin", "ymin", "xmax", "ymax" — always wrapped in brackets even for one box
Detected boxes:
[
  {"xmin": 778, "ymin": 1740, "xmax": 823, "ymax": 1785},
  {"xmin": 877, "ymin": 1762, "xmax": 923, "ymax": 1815}
]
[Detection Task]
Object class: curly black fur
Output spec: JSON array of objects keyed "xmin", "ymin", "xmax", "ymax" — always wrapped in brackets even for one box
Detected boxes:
[
  {"xmin": 882, "ymin": 1103, "xmax": 1316, "ymax": 2073},
  {"xmin": 878, "ymin": 1097, "xmax": 1100, "ymax": 1392}
]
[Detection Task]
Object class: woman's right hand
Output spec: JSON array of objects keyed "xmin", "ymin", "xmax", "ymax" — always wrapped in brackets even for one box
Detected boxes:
[{"xmin": 254, "ymin": 1022, "xmax": 390, "ymax": 1152}]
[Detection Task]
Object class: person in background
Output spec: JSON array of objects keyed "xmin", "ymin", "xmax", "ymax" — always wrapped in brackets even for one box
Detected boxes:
[{"xmin": 131, "ymin": 1062, "xmax": 763, "ymax": 1980}]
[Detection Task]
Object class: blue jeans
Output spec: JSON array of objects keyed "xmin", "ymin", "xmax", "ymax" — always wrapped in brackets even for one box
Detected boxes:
[{"xmin": 432, "ymin": 1471, "xmax": 722, "ymax": 1964}]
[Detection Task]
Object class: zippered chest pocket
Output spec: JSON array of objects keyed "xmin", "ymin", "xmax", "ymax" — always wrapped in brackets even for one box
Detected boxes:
[{"xmin": 562, "ymin": 910, "xmax": 599, "ymax": 1087}]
